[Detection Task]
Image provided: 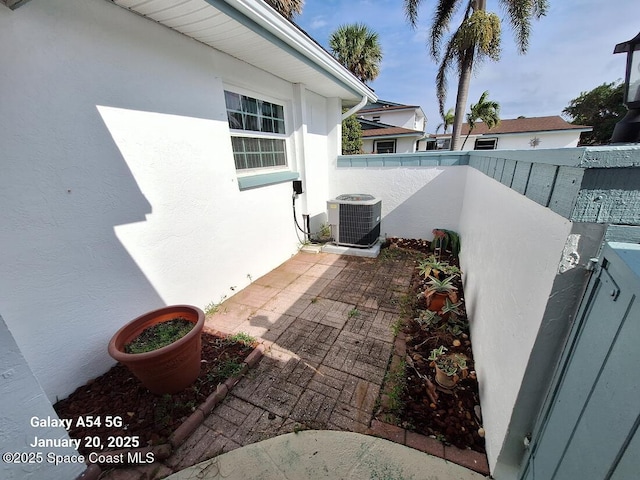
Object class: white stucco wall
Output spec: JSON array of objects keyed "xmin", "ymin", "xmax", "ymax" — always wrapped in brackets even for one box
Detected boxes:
[
  {"xmin": 361, "ymin": 110, "xmax": 417, "ymax": 130},
  {"xmin": 460, "ymin": 131, "xmax": 582, "ymax": 151},
  {"xmin": 0, "ymin": 315, "xmax": 85, "ymax": 479},
  {"xmin": 329, "ymin": 167, "xmax": 468, "ymax": 239},
  {"xmin": 458, "ymin": 168, "xmax": 572, "ymax": 472},
  {"xmin": 0, "ymin": 0, "xmax": 339, "ymax": 400}
]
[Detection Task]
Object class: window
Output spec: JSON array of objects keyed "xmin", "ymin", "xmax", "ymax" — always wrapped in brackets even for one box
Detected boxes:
[
  {"xmin": 374, "ymin": 139, "xmax": 396, "ymax": 154},
  {"xmin": 436, "ymin": 138, "xmax": 451, "ymax": 150},
  {"xmin": 474, "ymin": 138, "xmax": 497, "ymax": 150},
  {"xmin": 224, "ymin": 90, "xmax": 287, "ymax": 171},
  {"xmin": 372, "ymin": 115, "xmax": 381, "ymax": 123}
]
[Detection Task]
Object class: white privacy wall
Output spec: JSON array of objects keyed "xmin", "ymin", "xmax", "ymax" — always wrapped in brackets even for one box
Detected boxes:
[
  {"xmin": 458, "ymin": 168, "xmax": 572, "ymax": 472},
  {"xmin": 494, "ymin": 131, "xmax": 582, "ymax": 150},
  {"xmin": 0, "ymin": 0, "xmax": 330, "ymax": 400},
  {"xmin": 329, "ymin": 166, "xmax": 467, "ymax": 239}
]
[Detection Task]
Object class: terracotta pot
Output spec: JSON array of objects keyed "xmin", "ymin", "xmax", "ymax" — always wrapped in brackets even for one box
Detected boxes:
[
  {"xmin": 434, "ymin": 365, "xmax": 458, "ymax": 389},
  {"xmin": 427, "ymin": 292, "xmax": 449, "ymax": 312},
  {"xmin": 108, "ymin": 305, "xmax": 205, "ymax": 394}
]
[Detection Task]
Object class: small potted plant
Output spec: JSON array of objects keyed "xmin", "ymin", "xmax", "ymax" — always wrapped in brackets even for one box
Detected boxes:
[
  {"xmin": 424, "ymin": 275, "xmax": 458, "ymax": 312},
  {"xmin": 430, "ymin": 229, "xmax": 461, "ymax": 256},
  {"xmin": 428, "ymin": 346, "xmax": 468, "ymax": 388},
  {"xmin": 108, "ymin": 305, "xmax": 205, "ymax": 394}
]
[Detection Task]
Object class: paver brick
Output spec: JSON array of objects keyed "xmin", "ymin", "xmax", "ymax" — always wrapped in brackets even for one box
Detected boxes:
[
  {"xmin": 166, "ymin": 424, "xmax": 212, "ymax": 469},
  {"xmin": 291, "ymin": 389, "xmax": 337, "ymax": 427}
]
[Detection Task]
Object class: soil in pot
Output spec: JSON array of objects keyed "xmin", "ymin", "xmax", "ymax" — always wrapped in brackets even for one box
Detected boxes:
[{"xmin": 125, "ymin": 318, "xmax": 194, "ymax": 354}]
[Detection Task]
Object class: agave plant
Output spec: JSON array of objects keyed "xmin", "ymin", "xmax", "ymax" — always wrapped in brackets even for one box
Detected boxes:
[
  {"xmin": 415, "ymin": 309, "xmax": 442, "ymax": 329},
  {"xmin": 441, "ymin": 298, "xmax": 463, "ymax": 317},
  {"xmin": 425, "ymin": 275, "xmax": 458, "ymax": 297},
  {"xmin": 428, "ymin": 346, "xmax": 468, "ymax": 378},
  {"xmin": 417, "ymin": 255, "xmax": 449, "ymax": 279}
]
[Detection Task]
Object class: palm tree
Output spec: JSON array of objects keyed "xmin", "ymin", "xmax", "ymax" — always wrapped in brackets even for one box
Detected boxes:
[
  {"xmin": 404, "ymin": 0, "xmax": 548, "ymax": 150},
  {"xmin": 461, "ymin": 90, "xmax": 500, "ymax": 149},
  {"xmin": 436, "ymin": 107, "xmax": 455, "ymax": 133},
  {"xmin": 264, "ymin": 0, "xmax": 304, "ymax": 21},
  {"xmin": 329, "ymin": 23, "xmax": 383, "ymax": 84}
]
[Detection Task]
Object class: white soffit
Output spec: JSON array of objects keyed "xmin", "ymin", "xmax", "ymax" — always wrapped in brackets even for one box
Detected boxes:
[{"xmin": 111, "ymin": 0, "xmax": 375, "ymax": 104}]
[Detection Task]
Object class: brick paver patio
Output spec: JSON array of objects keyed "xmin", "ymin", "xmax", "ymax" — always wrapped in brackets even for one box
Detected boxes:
[
  {"xmin": 164, "ymin": 250, "xmax": 416, "ymax": 472},
  {"xmin": 98, "ymin": 249, "xmax": 488, "ymax": 479}
]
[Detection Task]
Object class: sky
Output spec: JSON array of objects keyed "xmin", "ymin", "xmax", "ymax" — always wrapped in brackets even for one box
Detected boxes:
[{"xmin": 295, "ymin": 0, "xmax": 640, "ymax": 133}]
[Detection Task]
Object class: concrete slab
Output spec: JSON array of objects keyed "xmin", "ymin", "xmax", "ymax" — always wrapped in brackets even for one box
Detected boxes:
[
  {"xmin": 322, "ymin": 243, "xmax": 381, "ymax": 258},
  {"xmin": 165, "ymin": 430, "xmax": 488, "ymax": 480}
]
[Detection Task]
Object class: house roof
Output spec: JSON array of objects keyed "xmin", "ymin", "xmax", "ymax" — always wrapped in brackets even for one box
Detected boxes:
[
  {"xmin": 359, "ymin": 100, "xmax": 422, "ymax": 114},
  {"xmin": 361, "ymin": 126, "xmax": 424, "ymax": 139},
  {"xmin": 448, "ymin": 116, "xmax": 591, "ymax": 136},
  {"xmin": 357, "ymin": 118, "xmax": 423, "ymax": 138},
  {"xmin": 111, "ymin": 0, "xmax": 376, "ymax": 106}
]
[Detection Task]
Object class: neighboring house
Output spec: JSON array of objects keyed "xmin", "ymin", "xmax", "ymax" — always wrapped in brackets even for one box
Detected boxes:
[
  {"xmin": 424, "ymin": 115, "xmax": 592, "ymax": 150},
  {"xmin": 357, "ymin": 100, "xmax": 426, "ymax": 153},
  {"xmin": 0, "ymin": 1, "xmax": 375, "ymax": 477}
]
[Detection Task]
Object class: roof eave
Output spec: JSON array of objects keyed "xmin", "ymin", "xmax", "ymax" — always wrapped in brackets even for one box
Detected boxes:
[{"xmin": 215, "ymin": 0, "xmax": 376, "ymax": 103}]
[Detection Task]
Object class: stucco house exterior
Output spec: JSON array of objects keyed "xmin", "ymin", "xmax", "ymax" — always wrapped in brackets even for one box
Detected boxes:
[
  {"xmin": 2, "ymin": 2, "xmax": 638, "ymax": 480},
  {"xmin": 357, "ymin": 100, "xmax": 426, "ymax": 153},
  {"xmin": 424, "ymin": 116, "xmax": 592, "ymax": 150},
  {"xmin": 0, "ymin": 1, "xmax": 376, "ymax": 477}
]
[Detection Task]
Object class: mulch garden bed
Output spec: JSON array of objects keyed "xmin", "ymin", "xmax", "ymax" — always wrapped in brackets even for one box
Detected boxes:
[
  {"xmin": 376, "ymin": 237, "xmax": 485, "ymax": 454},
  {"xmin": 54, "ymin": 331, "xmax": 257, "ymax": 455}
]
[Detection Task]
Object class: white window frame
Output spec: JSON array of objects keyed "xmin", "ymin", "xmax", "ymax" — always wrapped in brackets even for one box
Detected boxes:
[
  {"xmin": 374, "ymin": 139, "xmax": 396, "ymax": 154},
  {"xmin": 223, "ymin": 86, "xmax": 292, "ymax": 176}
]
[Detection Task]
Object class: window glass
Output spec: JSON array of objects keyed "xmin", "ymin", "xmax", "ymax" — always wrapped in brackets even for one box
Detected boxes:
[
  {"xmin": 474, "ymin": 138, "xmax": 497, "ymax": 150},
  {"xmin": 375, "ymin": 140, "xmax": 396, "ymax": 154},
  {"xmin": 224, "ymin": 90, "xmax": 288, "ymax": 171}
]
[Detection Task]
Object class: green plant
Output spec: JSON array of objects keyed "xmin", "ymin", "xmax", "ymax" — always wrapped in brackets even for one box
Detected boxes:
[
  {"xmin": 416, "ymin": 254, "xmax": 448, "ymax": 279},
  {"xmin": 415, "ymin": 309, "xmax": 441, "ymax": 328},
  {"xmin": 424, "ymin": 275, "xmax": 458, "ymax": 304},
  {"xmin": 124, "ymin": 318, "xmax": 194, "ymax": 354},
  {"xmin": 209, "ymin": 358, "xmax": 244, "ymax": 381},
  {"xmin": 428, "ymin": 346, "xmax": 467, "ymax": 377},
  {"xmin": 204, "ymin": 296, "xmax": 227, "ymax": 316},
  {"xmin": 348, "ymin": 307, "xmax": 360, "ymax": 318},
  {"xmin": 441, "ymin": 298, "xmax": 463, "ymax": 316},
  {"xmin": 391, "ymin": 318, "xmax": 404, "ymax": 336},
  {"xmin": 226, "ymin": 332, "xmax": 256, "ymax": 346},
  {"xmin": 318, "ymin": 223, "xmax": 331, "ymax": 239},
  {"xmin": 430, "ymin": 229, "xmax": 461, "ymax": 256},
  {"xmin": 442, "ymin": 263, "xmax": 462, "ymax": 277},
  {"xmin": 383, "ymin": 359, "xmax": 407, "ymax": 414}
]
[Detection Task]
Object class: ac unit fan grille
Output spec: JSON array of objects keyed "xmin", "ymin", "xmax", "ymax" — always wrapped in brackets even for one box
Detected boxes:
[{"xmin": 338, "ymin": 203, "xmax": 381, "ymax": 247}]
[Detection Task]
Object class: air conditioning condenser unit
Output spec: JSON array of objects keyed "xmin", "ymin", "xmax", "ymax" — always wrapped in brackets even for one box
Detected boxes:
[{"xmin": 327, "ymin": 194, "xmax": 381, "ymax": 248}]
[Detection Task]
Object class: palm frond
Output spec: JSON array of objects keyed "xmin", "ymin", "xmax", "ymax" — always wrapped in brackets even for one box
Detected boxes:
[
  {"xmin": 500, "ymin": 0, "xmax": 549, "ymax": 53},
  {"xmin": 430, "ymin": 0, "xmax": 465, "ymax": 60},
  {"xmin": 403, "ymin": 0, "xmax": 425, "ymax": 29}
]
